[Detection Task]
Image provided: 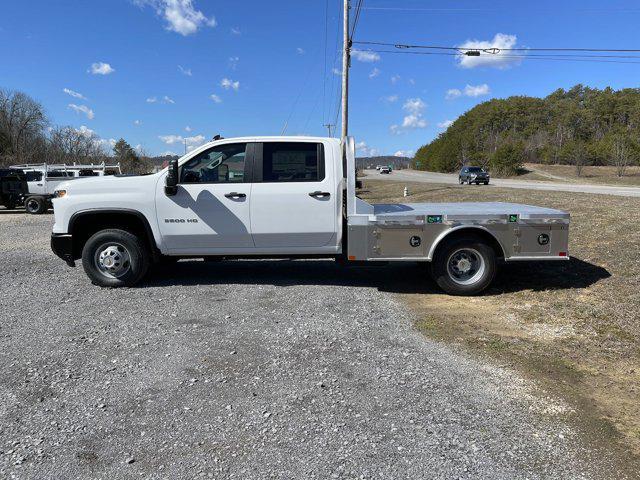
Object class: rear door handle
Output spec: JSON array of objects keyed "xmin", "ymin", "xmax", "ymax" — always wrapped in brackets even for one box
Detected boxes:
[
  {"xmin": 224, "ymin": 192, "xmax": 246, "ymax": 199},
  {"xmin": 309, "ymin": 191, "xmax": 331, "ymax": 198}
]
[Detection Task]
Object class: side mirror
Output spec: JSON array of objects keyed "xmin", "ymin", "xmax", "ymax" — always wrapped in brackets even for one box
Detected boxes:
[{"xmin": 165, "ymin": 158, "xmax": 179, "ymax": 196}]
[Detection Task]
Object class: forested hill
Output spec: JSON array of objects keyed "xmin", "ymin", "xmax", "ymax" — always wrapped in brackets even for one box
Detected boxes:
[{"xmin": 414, "ymin": 85, "xmax": 640, "ymax": 176}]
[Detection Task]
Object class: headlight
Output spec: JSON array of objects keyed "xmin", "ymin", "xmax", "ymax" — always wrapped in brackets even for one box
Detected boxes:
[{"xmin": 54, "ymin": 190, "xmax": 67, "ymax": 198}]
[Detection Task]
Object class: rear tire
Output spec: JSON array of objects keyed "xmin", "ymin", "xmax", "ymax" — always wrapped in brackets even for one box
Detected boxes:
[
  {"xmin": 484, "ymin": 181, "xmax": 489, "ymax": 185},
  {"xmin": 431, "ymin": 235, "xmax": 497, "ymax": 295},
  {"xmin": 82, "ymin": 229, "xmax": 150, "ymax": 287},
  {"xmin": 25, "ymin": 196, "xmax": 47, "ymax": 214}
]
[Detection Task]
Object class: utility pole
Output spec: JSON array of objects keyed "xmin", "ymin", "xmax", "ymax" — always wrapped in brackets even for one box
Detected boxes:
[{"xmin": 341, "ymin": 0, "xmax": 350, "ymax": 139}]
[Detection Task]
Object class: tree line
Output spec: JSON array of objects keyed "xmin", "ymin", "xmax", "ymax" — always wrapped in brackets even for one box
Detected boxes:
[
  {"xmin": 414, "ymin": 85, "xmax": 640, "ymax": 177},
  {"xmin": 0, "ymin": 88, "xmax": 152, "ymax": 174}
]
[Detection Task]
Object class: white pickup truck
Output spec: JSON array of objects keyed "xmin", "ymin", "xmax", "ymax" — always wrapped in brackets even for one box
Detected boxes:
[{"xmin": 51, "ymin": 136, "xmax": 570, "ymax": 295}]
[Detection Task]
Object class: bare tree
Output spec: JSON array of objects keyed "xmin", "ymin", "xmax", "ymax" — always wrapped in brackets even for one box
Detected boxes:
[
  {"xmin": 0, "ymin": 89, "xmax": 48, "ymax": 166},
  {"xmin": 573, "ymin": 142, "xmax": 586, "ymax": 177},
  {"xmin": 612, "ymin": 136, "xmax": 630, "ymax": 177},
  {"xmin": 47, "ymin": 126, "xmax": 107, "ymax": 164}
]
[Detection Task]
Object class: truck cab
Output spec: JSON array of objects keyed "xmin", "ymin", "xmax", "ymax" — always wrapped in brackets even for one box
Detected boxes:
[{"xmin": 51, "ymin": 136, "xmax": 570, "ymax": 295}]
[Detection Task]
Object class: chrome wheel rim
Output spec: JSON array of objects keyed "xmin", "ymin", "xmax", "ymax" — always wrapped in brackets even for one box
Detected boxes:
[
  {"xmin": 447, "ymin": 248, "xmax": 485, "ymax": 286},
  {"xmin": 94, "ymin": 243, "xmax": 131, "ymax": 279}
]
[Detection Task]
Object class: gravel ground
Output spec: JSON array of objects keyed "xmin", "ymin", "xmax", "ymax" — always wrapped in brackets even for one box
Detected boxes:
[{"xmin": 0, "ymin": 211, "xmax": 632, "ymax": 479}]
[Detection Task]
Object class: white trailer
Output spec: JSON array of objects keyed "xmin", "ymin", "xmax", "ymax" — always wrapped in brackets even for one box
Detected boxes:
[{"xmin": 50, "ymin": 137, "xmax": 569, "ymax": 295}]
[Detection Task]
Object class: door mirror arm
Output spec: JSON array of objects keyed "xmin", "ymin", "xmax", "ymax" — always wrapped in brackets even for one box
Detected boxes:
[{"xmin": 165, "ymin": 158, "xmax": 179, "ymax": 196}]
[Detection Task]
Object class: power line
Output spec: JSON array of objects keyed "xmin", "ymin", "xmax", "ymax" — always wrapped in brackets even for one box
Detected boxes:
[
  {"xmin": 367, "ymin": 49, "xmax": 640, "ymax": 65},
  {"xmin": 350, "ymin": 0, "xmax": 365, "ymax": 42},
  {"xmin": 353, "ymin": 40, "xmax": 640, "ymax": 53}
]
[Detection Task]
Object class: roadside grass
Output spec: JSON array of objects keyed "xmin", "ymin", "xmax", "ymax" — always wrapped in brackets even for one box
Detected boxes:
[
  {"xmin": 361, "ymin": 180, "xmax": 640, "ymax": 454},
  {"xmin": 520, "ymin": 163, "xmax": 640, "ymax": 186}
]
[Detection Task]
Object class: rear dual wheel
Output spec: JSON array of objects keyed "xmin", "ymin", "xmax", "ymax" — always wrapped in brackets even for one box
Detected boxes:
[
  {"xmin": 431, "ymin": 235, "xmax": 497, "ymax": 295},
  {"xmin": 25, "ymin": 196, "xmax": 47, "ymax": 214}
]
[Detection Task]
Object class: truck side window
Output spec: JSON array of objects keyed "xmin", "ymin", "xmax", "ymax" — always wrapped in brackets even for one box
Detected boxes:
[
  {"xmin": 25, "ymin": 171, "xmax": 43, "ymax": 182},
  {"xmin": 262, "ymin": 142, "xmax": 324, "ymax": 182},
  {"xmin": 180, "ymin": 143, "xmax": 247, "ymax": 184}
]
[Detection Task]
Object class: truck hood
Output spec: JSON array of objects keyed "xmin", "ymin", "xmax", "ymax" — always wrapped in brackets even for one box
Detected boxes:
[
  {"xmin": 373, "ymin": 202, "xmax": 569, "ymax": 220},
  {"xmin": 58, "ymin": 173, "xmax": 159, "ymax": 195}
]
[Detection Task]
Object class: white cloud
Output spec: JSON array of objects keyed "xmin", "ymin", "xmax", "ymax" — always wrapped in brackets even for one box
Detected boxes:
[
  {"xmin": 403, "ymin": 98, "xmax": 426, "ymax": 115},
  {"xmin": 63, "ymin": 88, "xmax": 87, "ymax": 100},
  {"xmin": 178, "ymin": 65, "xmax": 192, "ymax": 76},
  {"xmin": 162, "ymin": 150, "xmax": 179, "ymax": 156},
  {"xmin": 163, "ymin": 95, "xmax": 175, "ymax": 104},
  {"xmin": 446, "ymin": 84, "xmax": 491, "ymax": 100},
  {"xmin": 351, "ymin": 49, "xmax": 380, "ymax": 63},
  {"xmin": 146, "ymin": 97, "xmax": 158, "ymax": 103},
  {"xmin": 394, "ymin": 150, "xmax": 414, "ymax": 158},
  {"xmin": 134, "ymin": 119, "xmax": 142, "ymax": 125},
  {"xmin": 464, "ymin": 83, "xmax": 490, "ymax": 97},
  {"xmin": 88, "ymin": 62, "xmax": 115, "ymax": 75},
  {"xmin": 457, "ymin": 33, "xmax": 521, "ymax": 69},
  {"xmin": 230, "ymin": 27, "xmax": 241, "ymax": 35},
  {"xmin": 137, "ymin": 0, "xmax": 216, "ymax": 36},
  {"xmin": 369, "ymin": 67, "xmax": 381, "ymax": 79},
  {"xmin": 391, "ymin": 75, "xmax": 401, "ymax": 84},
  {"xmin": 220, "ymin": 78, "xmax": 240, "ymax": 91},
  {"xmin": 210, "ymin": 94, "xmax": 222, "ymax": 103},
  {"xmin": 229, "ymin": 56, "xmax": 239, "ymax": 70},
  {"xmin": 184, "ymin": 126, "xmax": 192, "ymax": 132},
  {"xmin": 408, "ymin": 78, "xmax": 416, "ymax": 85},
  {"xmin": 445, "ymin": 89, "xmax": 462, "ymax": 100},
  {"xmin": 390, "ymin": 98, "xmax": 428, "ymax": 134},
  {"xmin": 296, "ymin": 47, "xmax": 305, "ymax": 55},
  {"xmin": 382, "ymin": 94, "xmax": 399, "ymax": 103},
  {"xmin": 75, "ymin": 125, "xmax": 95, "ymax": 137},
  {"xmin": 332, "ymin": 68, "xmax": 342, "ymax": 76},
  {"xmin": 438, "ymin": 120, "xmax": 454, "ymax": 129},
  {"xmin": 400, "ymin": 114, "xmax": 427, "ymax": 129},
  {"xmin": 68, "ymin": 103, "xmax": 95, "ymax": 120},
  {"xmin": 159, "ymin": 134, "xmax": 206, "ymax": 151},
  {"xmin": 355, "ymin": 141, "xmax": 379, "ymax": 157}
]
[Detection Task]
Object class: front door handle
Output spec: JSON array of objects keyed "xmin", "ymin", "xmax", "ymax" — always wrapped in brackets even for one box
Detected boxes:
[
  {"xmin": 224, "ymin": 192, "xmax": 246, "ymax": 199},
  {"xmin": 309, "ymin": 191, "xmax": 331, "ymax": 198}
]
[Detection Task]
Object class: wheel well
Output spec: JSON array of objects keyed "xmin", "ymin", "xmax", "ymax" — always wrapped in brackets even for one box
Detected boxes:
[
  {"xmin": 70, "ymin": 211, "xmax": 158, "ymax": 260},
  {"xmin": 431, "ymin": 228, "xmax": 505, "ymax": 261}
]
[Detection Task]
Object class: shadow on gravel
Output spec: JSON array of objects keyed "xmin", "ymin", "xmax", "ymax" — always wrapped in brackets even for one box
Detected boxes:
[{"xmin": 140, "ymin": 257, "xmax": 610, "ymax": 295}]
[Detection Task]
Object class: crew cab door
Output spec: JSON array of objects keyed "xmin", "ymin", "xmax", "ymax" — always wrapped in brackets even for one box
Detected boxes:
[
  {"xmin": 156, "ymin": 142, "xmax": 255, "ymax": 253},
  {"xmin": 249, "ymin": 141, "xmax": 338, "ymax": 250}
]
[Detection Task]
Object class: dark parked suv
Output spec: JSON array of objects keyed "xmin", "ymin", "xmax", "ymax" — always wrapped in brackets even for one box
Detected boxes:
[{"xmin": 459, "ymin": 166, "xmax": 490, "ymax": 185}]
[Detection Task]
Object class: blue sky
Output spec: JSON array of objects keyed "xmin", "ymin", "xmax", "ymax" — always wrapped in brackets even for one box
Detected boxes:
[{"xmin": 2, "ymin": 0, "xmax": 640, "ymax": 157}]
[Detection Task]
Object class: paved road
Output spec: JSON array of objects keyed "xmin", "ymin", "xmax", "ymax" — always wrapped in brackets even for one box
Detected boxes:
[
  {"xmin": 0, "ymin": 212, "xmax": 632, "ymax": 479},
  {"xmin": 365, "ymin": 169, "xmax": 640, "ymax": 197}
]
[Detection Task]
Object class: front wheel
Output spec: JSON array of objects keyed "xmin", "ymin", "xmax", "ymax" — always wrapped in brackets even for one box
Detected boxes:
[
  {"xmin": 82, "ymin": 229, "xmax": 150, "ymax": 287},
  {"xmin": 431, "ymin": 236, "xmax": 496, "ymax": 295},
  {"xmin": 459, "ymin": 177, "xmax": 464, "ymax": 185}
]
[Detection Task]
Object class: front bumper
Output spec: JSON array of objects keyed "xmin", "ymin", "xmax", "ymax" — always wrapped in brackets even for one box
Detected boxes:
[{"xmin": 51, "ymin": 233, "xmax": 75, "ymax": 267}]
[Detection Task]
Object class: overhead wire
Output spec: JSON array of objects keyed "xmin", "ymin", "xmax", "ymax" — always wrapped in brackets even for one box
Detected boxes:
[{"xmin": 366, "ymin": 49, "xmax": 640, "ymax": 65}]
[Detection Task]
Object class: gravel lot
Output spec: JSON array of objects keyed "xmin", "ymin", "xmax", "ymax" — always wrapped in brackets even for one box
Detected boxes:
[{"xmin": 0, "ymin": 211, "xmax": 632, "ymax": 479}]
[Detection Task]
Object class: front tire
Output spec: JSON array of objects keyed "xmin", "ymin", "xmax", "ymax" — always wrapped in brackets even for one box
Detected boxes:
[
  {"xmin": 82, "ymin": 229, "xmax": 150, "ymax": 287},
  {"xmin": 431, "ymin": 236, "xmax": 496, "ymax": 295}
]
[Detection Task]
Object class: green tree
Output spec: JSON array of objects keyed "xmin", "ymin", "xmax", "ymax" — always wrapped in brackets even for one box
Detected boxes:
[
  {"xmin": 113, "ymin": 138, "xmax": 152, "ymax": 174},
  {"xmin": 489, "ymin": 143, "xmax": 524, "ymax": 176}
]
